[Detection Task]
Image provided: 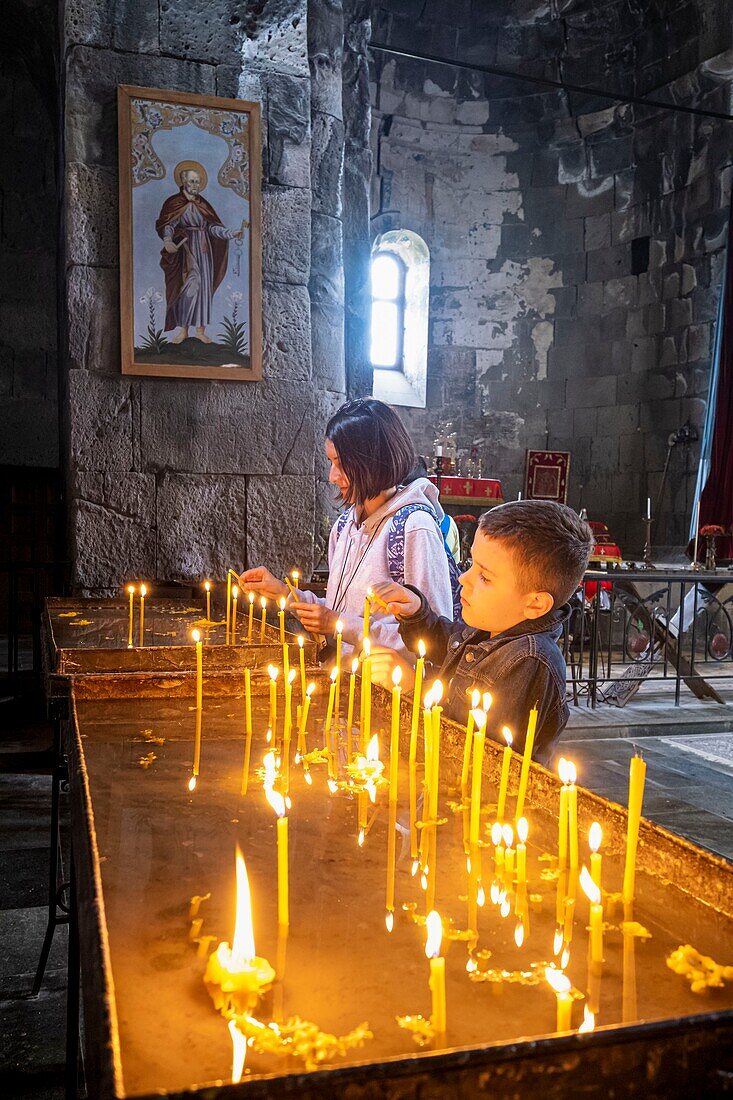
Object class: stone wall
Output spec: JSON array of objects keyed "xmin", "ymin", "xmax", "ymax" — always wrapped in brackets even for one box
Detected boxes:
[
  {"xmin": 61, "ymin": 0, "xmax": 370, "ymax": 591},
  {"xmin": 368, "ymin": 0, "xmax": 733, "ymax": 553},
  {"xmin": 0, "ymin": 0, "xmax": 59, "ymax": 468}
]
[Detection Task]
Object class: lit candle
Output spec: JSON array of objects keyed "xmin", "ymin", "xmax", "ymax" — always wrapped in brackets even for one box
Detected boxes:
[
  {"xmin": 409, "ymin": 640, "xmax": 426, "ymax": 862},
  {"xmin": 346, "ymin": 656, "xmax": 358, "ymax": 762},
  {"xmin": 282, "ymin": 668, "xmax": 296, "ymax": 794},
  {"xmin": 264, "ymin": 763, "xmax": 289, "ymax": 928},
  {"xmin": 127, "ymin": 584, "xmax": 135, "ymax": 647},
  {"xmin": 192, "ymin": 628, "xmax": 203, "ymax": 710},
  {"xmin": 259, "ymin": 596, "xmax": 267, "ymax": 642},
  {"xmin": 496, "ymin": 726, "xmax": 513, "ymax": 822},
  {"xmin": 647, "ymin": 496, "xmax": 651, "ymax": 521},
  {"xmin": 467, "ymin": 707, "xmax": 487, "ymax": 933},
  {"xmin": 267, "ymin": 665, "xmax": 279, "ymax": 740},
  {"xmin": 515, "ymin": 816, "xmax": 528, "ymax": 887},
  {"xmin": 419, "ymin": 689, "xmax": 434, "ymax": 876},
  {"xmin": 231, "ymin": 585, "xmax": 239, "ymax": 642},
  {"xmin": 247, "ymin": 591, "xmax": 255, "ymax": 642},
  {"xmin": 297, "ymin": 635, "xmax": 306, "ymax": 699},
  {"xmin": 425, "ymin": 910, "xmax": 446, "ymax": 1038},
  {"xmin": 138, "ymin": 583, "xmax": 146, "ymax": 647},
  {"xmin": 589, "ymin": 821, "xmax": 603, "ymax": 892},
  {"xmin": 580, "ymin": 866, "xmax": 604, "ymax": 965},
  {"xmin": 241, "ymin": 667, "xmax": 253, "ymax": 796},
  {"xmin": 297, "ymin": 682, "xmax": 315, "ymax": 757},
  {"xmin": 204, "ymin": 580, "xmax": 211, "ymax": 622},
  {"xmin": 226, "ymin": 571, "xmax": 232, "ymax": 640},
  {"xmin": 514, "ymin": 705, "xmax": 538, "ymax": 822},
  {"xmin": 545, "ymin": 966, "xmax": 573, "ymax": 1032},
  {"xmin": 278, "ymin": 597, "xmax": 286, "ymax": 643},
  {"xmin": 461, "ymin": 688, "xmax": 482, "ymax": 854},
  {"xmin": 385, "ymin": 666, "xmax": 402, "ymax": 930},
  {"xmin": 567, "ymin": 760, "xmax": 578, "ymax": 869},
  {"xmin": 323, "ymin": 666, "xmax": 338, "ymax": 778},
  {"xmin": 557, "ymin": 757, "xmax": 570, "ymax": 870},
  {"xmin": 622, "ymin": 753, "xmax": 647, "ymax": 911}
]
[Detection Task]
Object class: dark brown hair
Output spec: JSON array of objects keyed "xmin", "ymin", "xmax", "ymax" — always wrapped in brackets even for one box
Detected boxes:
[
  {"xmin": 478, "ymin": 501, "xmax": 593, "ymax": 606},
  {"xmin": 326, "ymin": 399, "xmax": 417, "ymax": 506}
]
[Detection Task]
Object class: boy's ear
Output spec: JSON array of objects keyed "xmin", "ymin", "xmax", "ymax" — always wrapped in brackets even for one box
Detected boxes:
[{"xmin": 524, "ymin": 590, "xmax": 554, "ymax": 620}]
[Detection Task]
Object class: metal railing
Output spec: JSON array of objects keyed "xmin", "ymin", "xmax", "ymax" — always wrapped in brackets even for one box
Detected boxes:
[
  {"xmin": 565, "ymin": 568, "xmax": 733, "ymax": 708},
  {"xmin": 0, "ymin": 560, "xmax": 69, "ymax": 680}
]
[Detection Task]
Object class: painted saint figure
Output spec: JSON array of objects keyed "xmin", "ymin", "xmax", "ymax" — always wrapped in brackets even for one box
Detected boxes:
[{"xmin": 155, "ymin": 160, "xmax": 247, "ymax": 344}]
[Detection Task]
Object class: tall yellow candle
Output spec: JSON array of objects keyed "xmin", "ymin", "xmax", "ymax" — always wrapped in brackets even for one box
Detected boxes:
[
  {"xmin": 323, "ymin": 667, "xmax": 338, "ymax": 777},
  {"xmin": 191, "ymin": 707, "xmax": 202, "ymax": 784},
  {"xmin": 545, "ymin": 967, "xmax": 572, "ymax": 1032},
  {"xmin": 241, "ymin": 667, "xmax": 252, "ymax": 796},
  {"xmin": 408, "ymin": 641, "xmax": 426, "ymax": 862},
  {"xmin": 515, "ymin": 816, "xmax": 528, "ymax": 887},
  {"xmin": 282, "ymin": 638, "xmax": 290, "ymax": 688},
  {"xmin": 346, "ymin": 656, "xmax": 358, "ymax": 762},
  {"xmin": 514, "ymin": 705, "xmax": 538, "ymax": 822},
  {"xmin": 363, "ymin": 589, "xmax": 371, "ymax": 639},
  {"xmin": 267, "ymin": 665, "xmax": 279, "ymax": 740},
  {"xmin": 278, "ymin": 597, "xmax": 286, "ymax": 643},
  {"xmin": 426, "ymin": 683, "xmax": 443, "ymax": 912},
  {"xmin": 247, "ymin": 591, "xmax": 255, "ymax": 642},
  {"xmin": 231, "ymin": 586, "xmax": 239, "ymax": 642},
  {"xmin": 467, "ymin": 708, "xmax": 487, "ymax": 932},
  {"xmin": 297, "ymin": 635, "xmax": 306, "ymax": 699},
  {"xmin": 204, "ymin": 580, "xmax": 211, "ymax": 622},
  {"xmin": 589, "ymin": 822, "xmax": 603, "ymax": 892},
  {"xmin": 385, "ymin": 666, "xmax": 402, "ymax": 930},
  {"xmin": 425, "ymin": 910, "xmax": 446, "ymax": 1038},
  {"xmin": 557, "ymin": 757, "xmax": 570, "ymax": 870},
  {"xmin": 567, "ymin": 761, "xmax": 578, "ymax": 869},
  {"xmin": 502, "ymin": 824, "xmax": 515, "ymax": 897},
  {"xmin": 496, "ymin": 726, "xmax": 513, "ymax": 822},
  {"xmin": 580, "ymin": 866, "xmax": 604, "ymax": 964},
  {"xmin": 297, "ymin": 682, "xmax": 315, "ymax": 756},
  {"xmin": 125, "ymin": 584, "xmax": 134, "ymax": 648},
  {"xmin": 361, "ymin": 639, "xmax": 372, "ymax": 748},
  {"xmin": 138, "ymin": 583, "xmax": 146, "ymax": 647},
  {"xmin": 461, "ymin": 688, "xmax": 482, "ymax": 854},
  {"xmin": 282, "ymin": 668, "xmax": 296, "ymax": 794},
  {"xmin": 419, "ymin": 694, "xmax": 434, "ymax": 875},
  {"xmin": 192, "ymin": 629, "xmax": 203, "ymax": 710},
  {"xmin": 622, "ymin": 753, "xmax": 647, "ymax": 909},
  {"xmin": 259, "ymin": 596, "xmax": 267, "ymax": 642},
  {"xmin": 225, "ymin": 571, "xmax": 232, "ymax": 640}
]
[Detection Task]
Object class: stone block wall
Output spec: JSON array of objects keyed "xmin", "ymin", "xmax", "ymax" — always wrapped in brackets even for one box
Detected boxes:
[
  {"xmin": 61, "ymin": 0, "xmax": 370, "ymax": 591},
  {"xmin": 0, "ymin": 0, "xmax": 59, "ymax": 468},
  {"xmin": 367, "ymin": 0, "xmax": 733, "ymax": 553}
]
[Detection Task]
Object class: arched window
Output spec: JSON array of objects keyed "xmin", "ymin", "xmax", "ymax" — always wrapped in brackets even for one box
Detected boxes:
[{"xmin": 371, "ymin": 230, "xmax": 429, "ymax": 408}]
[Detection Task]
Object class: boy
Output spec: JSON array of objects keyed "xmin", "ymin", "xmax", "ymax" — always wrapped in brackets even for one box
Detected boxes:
[{"xmin": 370, "ymin": 500, "xmax": 593, "ymax": 767}]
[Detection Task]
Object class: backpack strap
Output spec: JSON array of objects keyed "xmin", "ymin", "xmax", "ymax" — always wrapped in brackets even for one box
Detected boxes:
[
  {"xmin": 387, "ymin": 504, "xmax": 463, "ymax": 619},
  {"xmin": 335, "ymin": 508, "xmax": 352, "ymax": 541}
]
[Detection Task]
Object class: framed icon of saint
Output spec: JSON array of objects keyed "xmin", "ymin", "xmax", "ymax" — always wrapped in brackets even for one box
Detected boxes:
[{"xmin": 118, "ymin": 85, "xmax": 262, "ymax": 380}]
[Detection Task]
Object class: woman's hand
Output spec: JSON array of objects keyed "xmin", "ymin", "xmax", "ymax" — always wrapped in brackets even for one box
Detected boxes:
[
  {"xmin": 371, "ymin": 581, "xmax": 421, "ymax": 619},
  {"xmin": 238, "ymin": 566, "xmax": 288, "ymax": 602},
  {"xmin": 290, "ymin": 602, "xmax": 338, "ymax": 636},
  {"xmin": 367, "ymin": 645, "xmax": 416, "ymax": 692}
]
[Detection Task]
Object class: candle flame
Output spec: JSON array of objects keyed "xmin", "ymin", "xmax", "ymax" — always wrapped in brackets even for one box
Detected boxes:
[
  {"xmin": 558, "ymin": 756, "xmax": 569, "ymax": 784},
  {"xmin": 304, "ymin": 770, "xmax": 313, "ymax": 786},
  {"xmin": 329, "ymin": 666, "xmax": 338, "ymax": 682},
  {"xmin": 579, "ymin": 865, "xmax": 601, "ymax": 905},
  {"xmin": 470, "ymin": 688, "xmax": 481, "ymax": 708},
  {"xmin": 279, "ymin": 596, "xmax": 286, "ymax": 611},
  {"xmin": 477, "ymin": 884, "xmax": 486, "ymax": 907},
  {"xmin": 248, "ymin": 590, "xmax": 255, "ymax": 604},
  {"xmin": 466, "ymin": 855, "xmax": 471, "ymax": 874},
  {"xmin": 471, "ymin": 707, "xmax": 487, "ymax": 732},
  {"xmin": 140, "ymin": 583, "xmax": 147, "ymax": 597},
  {"xmin": 297, "ymin": 633, "xmax": 304, "ymax": 647},
  {"xmin": 490, "ymin": 882, "xmax": 500, "ymax": 905},
  {"xmin": 500, "ymin": 895, "xmax": 511, "ymax": 918},
  {"xmin": 385, "ymin": 910, "xmax": 394, "ymax": 933},
  {"xmin": 423, "ymin": 688, "xmax": 434, "ymax": 710},
  {"xmin": 366, "ymin": 734, "xmax": 379, "ymax": 762},
  {"xmin": 589, "ymin": 821, "xmax": 602, "ymax": 853},
  {"xmin": 288, "ymin": 668, "xmax": 297, "ymax": 685},
  {"xmin": 291, "ymin": 570, "xmax": 300, "ymax": 584},
  {"xmin": 306, "ymin": 682, "xmax": 316, "ymax": 697},
  {"xmin": 232, "ymin": 585, "xmax": 239, "ymax": 599},
  {"xmin": 420, "ymin": 871, "xmax": 428, "ymax": 891},
  {"xmin": 466, "ymin": 956, "xmax": 477, "ymax": 973},
  {"xmin": 263, "ymin": 750, "xmax": 278, "ymax": 788},
  {"xmin": 432, "ymin": 679, "xmax": 444, "ymax": 705},
  {"xmin": 517, "ymin": 816, "xmax": 528, "ymax": 844},
  {"xmin": 514, "ymin": 920, "xmax": 525, "ymax": 947},
  {"xmin": 229, "ymin": 1019, "xmax": 247, "ymax": 1083},
  {"xmin": 204, "ymin": 580, "xmax": 211, "ymax": 591},
  {"xmin": 491, "ymin": 821, "xmax": 503, "ymax": 845},
  {"xmin": 578, "ymin": 1005, "xmax": 596, "ymax": 1033},
  {"xmin": 268, "ymin": 664, "xmax": 279, "ymax": 682},
  {"xmin": 127, "ymin": 584, "xmax": 135, "ymax": 594},
  {"xmin": 265, "ymin": 787, "xmax": 286, "ymax": 818},
  {"xmin": 482, "ymin": 691, "xmax": 493, "ymax": 712},
  {"xmin": 561, "ymin": 945, "xmax": 571, "ymax": 969},
  {"xmin": 566, "ymin": 760, "xmax": 577, "ymax": 784},
  {"xmin": 418, "ymin": 639, "xmax": 426, "ymax": 658},
  {"xmin": 366, "ymin": 779, "xmax": 377, "ymax": 803},
  {"xmin": 392, "ymin": 665, "xmax": 402, "ymax": 686},
  {"xmin": 502, "ymin": 824, "xmax": 514, "ymax": 848},
  {"xmin": 358, "ymin": 827, "xmax": 365, "ymax": 847},
  {"xmin": 266, "ymin": 728, "xmax": 272, "ymax": 744},
  {"xmin": 351, "ymin": 657, "xmax": 359, "ymax": 674},
  {"xmin": 545, "ymin": 966, "xmax": 571, "ymax": 995},
  {"xmin": 502, "ymin": 725, "xmax": 513, "ymax": 747},
  {"xmin": 411, "ymin": 859, "xmax": 419, "ymax": 877},
  {"xmin": 336, "ymin": 619, "xmax": 344, "ymax": 634},
  {"xmin": 362, "ymin": 637, "xmax": 371, "ymax": 658},
  {"xmin": 188, "ymin": 775, "xmax": 197, "ymax": 792},
  {"xmin": 425, "ymin": 910, "xmax": 442, "ymax": 958},
  {"xmin": 260, "ymin": 596, "xmax": 267, "ymax": 609},
  {"xmin": 553, "ymin": 927, "xmax": 563, "ymax": 955},
  {"xmin": 327, "ymin": 778, "xmax": 338, "ymax": 795},
  {"xmin": 231, "ymin": 845, "xmax": 256, "ymax": 966},
  {"xmin": 192, "ymin": 628, "xmax": 201, "ymax": 643}
]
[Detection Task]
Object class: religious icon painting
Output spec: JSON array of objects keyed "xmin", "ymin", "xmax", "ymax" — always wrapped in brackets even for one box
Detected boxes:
[
  {"xmin": 118, "ymin": 85, "xmax": 262, "ymax": 380},
  {"xmin": 524, "ymin": 450, "xmax": 571, "ymax": 504}
]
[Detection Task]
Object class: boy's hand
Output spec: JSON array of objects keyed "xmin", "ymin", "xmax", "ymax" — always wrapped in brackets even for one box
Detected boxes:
[
  {"xmin": 371, "ymin": 581, "xmax": 421, "ymax": 619},
  {"xmin": 238, "ymin": 566, "xmax": 288, "ymax": 601},
  {"xmin": 290, "ymin": 602, "xmax": 338, "ymax": 636},
  {"xmin": 367, "ymin": 645, "xmax": 416, "ymax": 692}
]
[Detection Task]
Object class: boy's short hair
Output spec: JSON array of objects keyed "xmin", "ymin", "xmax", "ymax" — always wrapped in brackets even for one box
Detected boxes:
[{"xmin": 477, "ymin": 501, "xmax": 593, "ymax": 606}]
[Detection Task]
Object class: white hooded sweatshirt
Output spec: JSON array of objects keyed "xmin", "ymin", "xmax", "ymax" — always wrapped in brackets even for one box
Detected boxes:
[{"xmin": 298, "ymin": 478, "xmax": 454, "ymax": 660}]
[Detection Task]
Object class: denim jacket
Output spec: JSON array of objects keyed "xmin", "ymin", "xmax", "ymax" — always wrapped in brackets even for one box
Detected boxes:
[{"xmin": 399, "ymin": 587, "xmax": 571, "ymax": 768}]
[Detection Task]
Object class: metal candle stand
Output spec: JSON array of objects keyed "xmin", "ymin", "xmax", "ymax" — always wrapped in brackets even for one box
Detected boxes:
[{"xmin": 638, "ymin": 514, "xmax": 656, "ymax": 571}]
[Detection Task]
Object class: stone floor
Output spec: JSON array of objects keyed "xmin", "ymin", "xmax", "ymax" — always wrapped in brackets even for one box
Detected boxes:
[{"xmin": 0, "ymin": 679, "xmax": 732, "ymax": 1097}]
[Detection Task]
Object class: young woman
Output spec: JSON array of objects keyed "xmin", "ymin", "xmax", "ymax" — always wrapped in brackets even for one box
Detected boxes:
[{"xmin": 240, "ymin": 398, "xmax": 454, "ymax": 660}]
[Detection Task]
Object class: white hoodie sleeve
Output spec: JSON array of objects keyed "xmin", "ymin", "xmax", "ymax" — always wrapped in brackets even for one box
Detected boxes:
[{"xmin": 402, "ymin": 517, "xmax": 454, "ymax": 620}]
